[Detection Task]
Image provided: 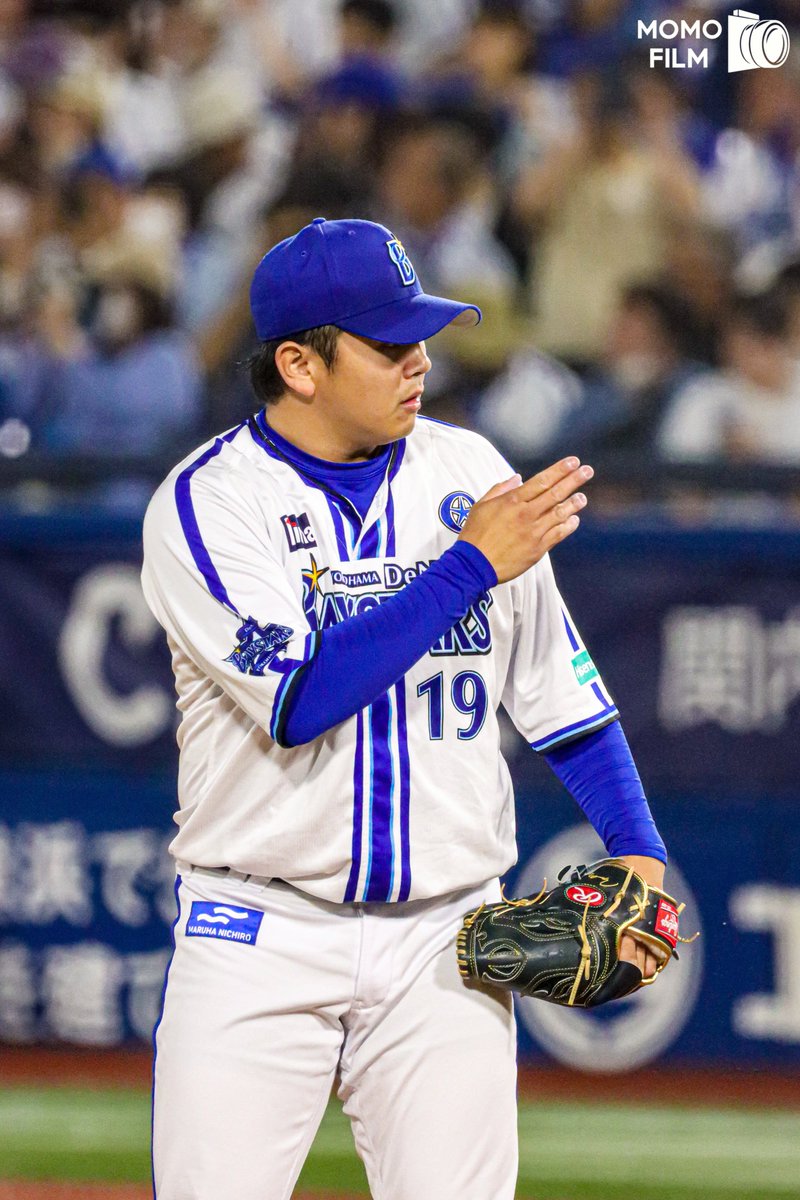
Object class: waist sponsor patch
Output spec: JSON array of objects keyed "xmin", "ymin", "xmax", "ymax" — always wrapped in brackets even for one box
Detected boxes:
[{"xmin": 185, "ymin": 901, "xmax": 264, "ymax": 946}]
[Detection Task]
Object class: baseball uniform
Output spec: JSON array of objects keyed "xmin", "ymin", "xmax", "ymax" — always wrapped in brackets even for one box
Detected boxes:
[{"xmin": 141, "ymin": 218, "xmax": 640, "ymax": 1200}]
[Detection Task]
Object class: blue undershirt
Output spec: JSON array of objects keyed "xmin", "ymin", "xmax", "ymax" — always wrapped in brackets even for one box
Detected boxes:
[
  {"xmin": 258, "ymin": 417, "xmax": 391, "ymax": 519},
  {"xmin": 544, "ymin": 722, "xmax": 666, "ymax": 864},
  {"xmin": 262, "ymin": 416, "xmax": 665, "ymax": 864}
]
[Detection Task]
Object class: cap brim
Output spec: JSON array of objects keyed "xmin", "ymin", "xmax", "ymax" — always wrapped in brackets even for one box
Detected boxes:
[{"xmin": 336, "ymin": 293, "xmax": 481, "ymax": 344}]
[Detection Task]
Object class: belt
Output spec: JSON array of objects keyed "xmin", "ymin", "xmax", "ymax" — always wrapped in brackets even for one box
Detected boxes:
[{"xmin": 177, "ymin": 862, "xmax": 276, "ymax": 888}]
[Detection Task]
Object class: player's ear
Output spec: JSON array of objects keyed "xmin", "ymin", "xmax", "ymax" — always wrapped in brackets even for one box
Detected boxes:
[{"xmin": 274, "ymin": 341, "xmax": 317, "ymax": 399}]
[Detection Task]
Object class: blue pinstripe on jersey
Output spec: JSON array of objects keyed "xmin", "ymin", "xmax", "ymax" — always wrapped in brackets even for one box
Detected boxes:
[
  {"xmin": 363, "ymin": 689, "xmax": 395, "ymax": 901},
  {"xmin": 343, "ymin": 710, "xmax": 366, "ymax": 903},
  {"xmin": 174, "ymin": 424, "xmax": 317, "ymax": 744},
  {"xmin": 174, "ymin": 426, "xmax": 245, "ymax": 615},
  {"xmin": 395, "ymin": 678, "xmax": 412, "ymax": 901},
  {"xmin": 247, "ymin": 412, "xmax": 411, "ymax": 901}
]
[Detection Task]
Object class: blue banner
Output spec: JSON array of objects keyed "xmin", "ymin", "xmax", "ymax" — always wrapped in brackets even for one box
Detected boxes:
[
  {"xmin": 1, "ymin": 512, "xmax": 799, "ymax": 1068},
  {"xmin": 0, "ymin": 513, "xmax": 174, "ymax": 767}
]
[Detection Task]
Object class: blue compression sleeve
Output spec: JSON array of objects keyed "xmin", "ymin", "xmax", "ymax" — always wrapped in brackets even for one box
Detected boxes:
[
  {"xmin": 544, "ymin": 720, "xmax": 667, "ymax": 863},
  {"xmin": 278, "ymin": 541, "xmax": 497, "ymax": 747}
]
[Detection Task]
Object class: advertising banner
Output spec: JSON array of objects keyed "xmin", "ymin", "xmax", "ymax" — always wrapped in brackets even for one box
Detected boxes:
[{"xmin": 1, "ymin": 514, "xmax": 799, "ymax": 1066}]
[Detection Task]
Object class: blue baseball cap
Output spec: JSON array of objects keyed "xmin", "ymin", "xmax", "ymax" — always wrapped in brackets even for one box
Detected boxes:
[{"xmin": 249, "ymin": 217, "xmax": 481, "ymax": 344}]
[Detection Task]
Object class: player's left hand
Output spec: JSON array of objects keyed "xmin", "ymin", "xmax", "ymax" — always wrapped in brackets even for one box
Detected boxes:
[
  {"xmin": 457, "ymin": 857, "xmax": 691, "ymax": 1008},
  {"xmin": 618, "ymin": 854, "xmax": 668, "ymax": 981}
]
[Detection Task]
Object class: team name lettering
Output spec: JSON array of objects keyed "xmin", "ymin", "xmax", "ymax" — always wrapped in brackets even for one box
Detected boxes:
[
  {"xmin": 303, "ymin": 558, "xmax": 494, "ymax": 654},
  {"xmin": 331, "ymin": 569, "xmax": 381, "ymax": 587},
  {"xmin": 429, "ymin": 595, "xmax": 493, "ymax": 656},
  {"xmin": 384, "ymin": 562, "xmax": 434, "ymax": 589}
]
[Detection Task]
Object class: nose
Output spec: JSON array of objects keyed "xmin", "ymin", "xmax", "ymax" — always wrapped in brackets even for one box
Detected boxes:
[{"xmin": 404, "ymin": 341, "xmax": 432, "ymax": 377}]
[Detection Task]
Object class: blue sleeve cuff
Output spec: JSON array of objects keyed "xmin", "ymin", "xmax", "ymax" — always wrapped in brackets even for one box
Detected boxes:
[{"xmin": 443, "ymin": 539, "xmax": 498, "ymax": 591}]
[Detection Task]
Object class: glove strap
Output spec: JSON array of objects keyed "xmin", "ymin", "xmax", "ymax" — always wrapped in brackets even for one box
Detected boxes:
[
  {"xmin": 600, "ymin": 862, "xmax": 636, "ymax": 921},
  {"xmin": 567, "ymin": 899, "xmax": 594, "ymax": 1006}
]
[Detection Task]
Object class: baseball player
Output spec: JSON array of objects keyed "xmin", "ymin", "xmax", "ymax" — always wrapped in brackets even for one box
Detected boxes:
[{"xmin": 141, "ymin": 217, "xmax": 668, "ymax": 1200}]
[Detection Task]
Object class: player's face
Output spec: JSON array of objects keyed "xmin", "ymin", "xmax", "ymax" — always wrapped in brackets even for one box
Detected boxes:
[{"xmin": 314, "ymin": 332, "xmax": 432, "ymax": 459}]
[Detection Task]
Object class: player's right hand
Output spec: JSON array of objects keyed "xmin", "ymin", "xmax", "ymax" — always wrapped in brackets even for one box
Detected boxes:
[{"xmin": 458, "ymin": 457, "xmax": 593, "ymax": 584}]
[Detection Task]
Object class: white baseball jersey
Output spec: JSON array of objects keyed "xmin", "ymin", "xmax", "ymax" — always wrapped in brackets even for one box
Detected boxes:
[{"xmin": 141, "ymin": 414, "xmax": 618, "ymax": 904}]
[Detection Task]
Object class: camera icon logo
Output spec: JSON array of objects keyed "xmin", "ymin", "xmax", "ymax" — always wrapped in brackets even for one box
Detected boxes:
[{"xmin": 728, "ymin": 8, "xmax": 790, "ymax": 72}]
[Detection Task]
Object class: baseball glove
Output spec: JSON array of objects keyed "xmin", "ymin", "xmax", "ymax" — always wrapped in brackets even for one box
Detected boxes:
[{"xmin": 457, "ymin": 858, "xmax": 694, "ymax": 1008}]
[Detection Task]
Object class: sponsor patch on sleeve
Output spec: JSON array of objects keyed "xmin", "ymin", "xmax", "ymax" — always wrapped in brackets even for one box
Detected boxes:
[
  {"xmin": 571, "ymin": 649, "xmax": 599, "ymax": 686},
  {"xmin": 185, "ymin": 902, "xmax": 264, "ymax": 946}
]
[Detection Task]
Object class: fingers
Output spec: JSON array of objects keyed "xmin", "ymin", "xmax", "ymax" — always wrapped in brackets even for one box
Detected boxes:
[
  {"xmin": 540, "ymin": 513, "xmax": 581, "ymax": 552},
  {"xmin": 479, "ymin": 474, "xmax": 523, "ymax": 503},
  {"xmin": 517, "ymin": 457, "xmax": 594, "ymax": 505},
  {"xmin": 461, "ymin": 457, "xmax": 594, "ymax": 583},
  {"xmin": 620, "ymin": 934, "xmax": 662, "ymax": 981}
]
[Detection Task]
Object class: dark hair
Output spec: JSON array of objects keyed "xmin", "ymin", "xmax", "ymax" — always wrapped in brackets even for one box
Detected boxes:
[
  {"xmin": 248, "ymin": 325, "xmax": 340, "ymax": 405},
  {"xmin": 476, "ymin": 0, "xmax": 530, "ymax": 32},
  {"xmin": 776, "ymin": 258, "xmax": 800, "ymax": 292},
  {"xmin": 340, "ymin": 0, "xmax": 397, "ymax": 34},
  {"xmin": 727, "ymin": 289, "xmax": 790, "ymax": 340},
  {"xmin": 621, "ymin": 282, "xmax": 698, "ymax": 356}
]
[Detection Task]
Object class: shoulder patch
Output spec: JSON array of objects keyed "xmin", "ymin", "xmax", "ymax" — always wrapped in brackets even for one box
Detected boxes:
[{"xmin": 225, "ymin": 618, "xmax": 293, "ymax": 676}]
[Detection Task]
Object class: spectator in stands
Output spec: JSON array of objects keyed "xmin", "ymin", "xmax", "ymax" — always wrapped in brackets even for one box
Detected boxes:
[
  {"xmin": 287, "ymin": 55, "xmax": 404, "ymax": 222},
  {"xmin": 532, "ymin": 0, "xmax": 637, "ymax": 79},
  {"xmin": 29, "ymin": 246, "xmax": 203, "ymax": 460},
  {"xmin": 513, "ymin": 66, "xmax": 702, "ymax": 364},
  {"xmin": 662, "ymin": 222, "xmax": 736, "ymax": 366},
  {"xmin": 60, "ymin": 143, "xmax": 140, "ymax": 271},
  {"xmin": 375, "ymin": 110, "xmax": 522, "ymax": 406},
  {"xmin": 152, "ymin": 64, "xmax": 286, "ymax": 330},
  {"xmin": 99, "ymin": 5, "xmax": 185, "ymax": 173},
  {"xmin": 339, "ymin": 0, "xmax": 398, "ymax": 59},
  {"xmin": 375, "ymin": 112, "xmax": 517, "ymax": 305},
  {"xmin": 659, "ymin": 289, "xmax": 800, "ymax": 465},
  {"xmin": 25, "ymin": 67, "xmax": 112, "ymax": 187},
  {"xmin": 700, "ymin": 60, "xmax": 800, "ymax": 280},
  {"xmin": 419, "ymin": 1, "xmax": 578, "ymax": 283},
  {"xmin": 476, "ymin": 280, "xmax": 701, "ymax": 461},
  {"xmin": 426, "ymin": 2, "xmax": 577, "ymax": 173},
  {"xmin": 579, "ymin": 281, "xmax": 704, "ymax": 454}
]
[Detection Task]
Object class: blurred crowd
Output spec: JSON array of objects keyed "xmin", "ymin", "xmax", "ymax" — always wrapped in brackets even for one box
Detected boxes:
[{"xmin": 3, "ymin": 0, "xmax": 800, "ymax": 502}]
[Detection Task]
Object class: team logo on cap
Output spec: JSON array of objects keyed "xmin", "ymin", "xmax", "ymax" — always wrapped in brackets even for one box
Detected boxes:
[
  {"xmin": 438, "ymin": 491, "xmax": 475, "ymax": 532},
  {"xmin": 386, "ymin": 238, "xmax": 416, "ymax": 286}
]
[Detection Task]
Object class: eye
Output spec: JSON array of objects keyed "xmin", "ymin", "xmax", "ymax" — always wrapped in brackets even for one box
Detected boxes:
[{"xmin": 379, "ymin": 342, "xmax": 408, "ymax": 360}]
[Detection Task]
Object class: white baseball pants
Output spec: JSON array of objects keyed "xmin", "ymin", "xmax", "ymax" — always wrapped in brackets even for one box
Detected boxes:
[{"xmin": 152, "ymin": 867, "xmax": 518, "ymax": 1200}]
